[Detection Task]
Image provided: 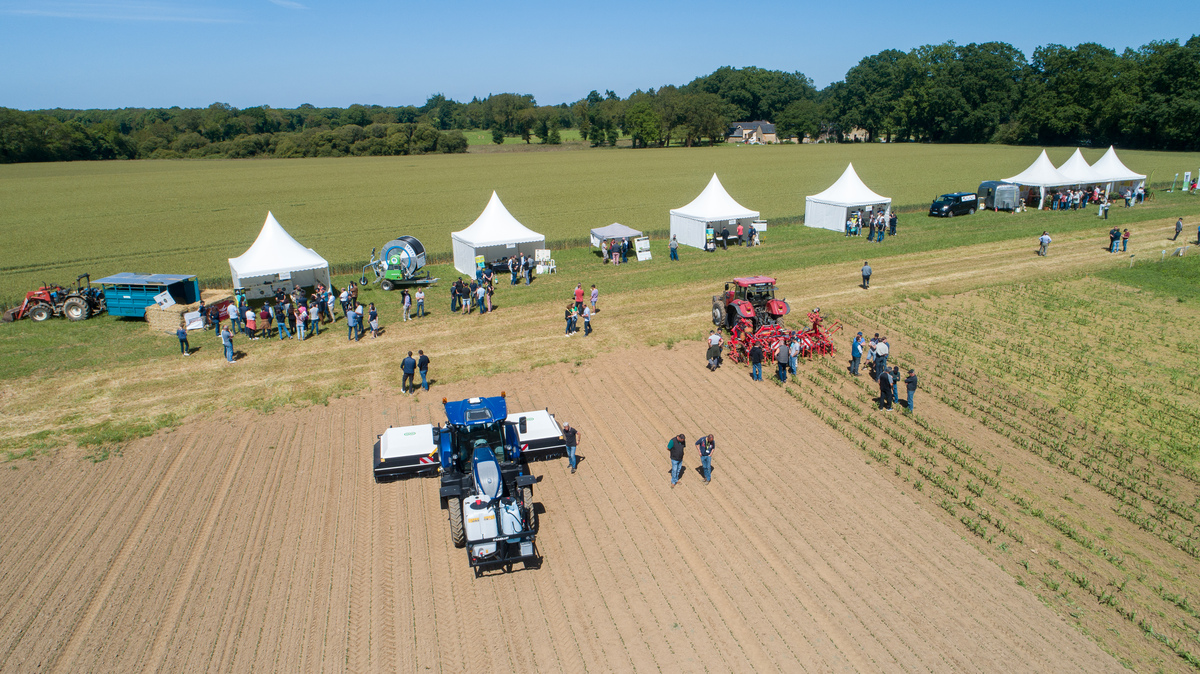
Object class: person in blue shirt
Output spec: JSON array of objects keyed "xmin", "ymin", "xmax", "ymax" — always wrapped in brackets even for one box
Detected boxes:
[
  {"xmin": 696, "ymin": 434, "xmax": 715, "ymax": 483},
  {"xmin": 861, "ymin": 262, "xmax": 872, "ymax": 289},
  {"xmin": 221, "ymin": 325, "xmax": 234, "ymax": 363},
  {"xmin": 346, "ymin": 306, "xmax": 358, "ymax": 341},
  {"xmin": 175, "ymin": 323, "xmax": 190, "ymax": 356},
  {"xmin": 401, "ymin": 351, "xmax": 417, "ymax": 394},
  {"xmin": 850, "ymin": 332, "xmax": 864, "ymax": 376}
]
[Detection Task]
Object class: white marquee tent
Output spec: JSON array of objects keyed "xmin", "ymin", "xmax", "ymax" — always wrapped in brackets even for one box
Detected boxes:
[
  {"xmin": 1004, "ymin": 150, "xmax": 1076, "ymax": 209},
  {"xmin": 1057, "ymin": 149, "xmax": 1106, "ymax": 186},
  {"xmin": 669, "ymin": 174, "xmax": 759, "ymax": 249},
  {"xmin": 1091, "ymin": 146, "xmax": 1146, "ymax": 194},
  {"xmin": 804, "ymin": 163, "xmax": 891, "ymax": 232},
  {"xmin": 451, "ymin": 192, "xmax": 545, "ymax": 275},
  {"xmin": 228, "ymin": 212, "xmax": 331, "ymax": 299}
]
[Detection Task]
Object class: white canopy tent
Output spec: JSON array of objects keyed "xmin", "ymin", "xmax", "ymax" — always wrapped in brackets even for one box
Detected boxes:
[
  {"xmin": 804, "ymin": 163, "xmax": 891, "ymax": 232},
  {"xmin": 228, "ymin": 212, "xmax": 331, "ymax": 299},
  {"xmin": 1091, "ymin": 146, "xmax": 1146, "ymax": 195},
  {"xmin": 1004, "ymin": 150, "xmax": 1076, "ymax": 209},
  {"xmin": 451, "ymin": 192, "xmax": 545, "ymax": 275},
  {"xmin": 1057, "ymin": 149, "xmax": 1106, "ymax": 186},
  {"xmin": 589, "ymin": 223, "xmax": 643, "ymax": 247},
  {"xmin": 669, "ymin": 174, "xmax": 759, "ymax": 249}
]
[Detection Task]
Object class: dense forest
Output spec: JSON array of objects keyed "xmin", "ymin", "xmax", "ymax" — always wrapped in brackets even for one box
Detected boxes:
[{"xmin": 2, "ymin": 36, "xmax": 1198, "ymax": 163}]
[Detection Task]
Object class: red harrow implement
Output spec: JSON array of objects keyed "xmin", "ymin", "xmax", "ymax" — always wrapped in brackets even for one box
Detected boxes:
[{"xmin": 727, "ymin": 309, "xmax": 842, "ymax": 364}]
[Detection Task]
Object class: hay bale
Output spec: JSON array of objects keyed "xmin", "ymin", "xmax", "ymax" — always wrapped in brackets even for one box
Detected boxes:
[{"xmin": 145, "ymin": 289, "xmax": 233, "ymax": 336}]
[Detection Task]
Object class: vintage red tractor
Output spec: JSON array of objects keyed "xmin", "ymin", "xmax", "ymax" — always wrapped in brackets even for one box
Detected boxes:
[
  {"xmin": 2, "ymin": 274, "xmax": 106, "ymax": 323},
  {"xmin": 711, "ymin": 276, "xmax": 790, "ymax": 332}
]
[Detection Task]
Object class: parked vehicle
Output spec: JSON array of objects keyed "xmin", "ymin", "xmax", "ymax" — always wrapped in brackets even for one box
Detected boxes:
[
  {"xmin": 2, "ymin": 274, "xmax": 106, "ymax": 323},
  {"xmin": 711, "ymin": 276, "xmax": 790, "ymax": 332},
  {"xmin": 928, "ymin": 192, "xmax": 978, "ymax": 217},
  {"xmin": 977, "ymin": 181, "xmax": 1021, "ymax": 211}
]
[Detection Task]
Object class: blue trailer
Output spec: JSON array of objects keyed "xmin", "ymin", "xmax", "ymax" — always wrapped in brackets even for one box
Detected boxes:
[{"xmin": 95, "ymin": 273, "xmax": 201, "ymax": 318}]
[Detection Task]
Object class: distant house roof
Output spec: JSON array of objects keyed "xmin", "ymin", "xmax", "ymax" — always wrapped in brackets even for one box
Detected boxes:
[{"xmin": 728, "ymin": 121, "xmax": 776, "ymax": 136}]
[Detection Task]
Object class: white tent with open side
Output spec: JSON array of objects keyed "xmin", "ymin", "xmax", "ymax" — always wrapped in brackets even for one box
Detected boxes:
[
  {"xmin": 1057, "ymin": 149, "xmax": 1105, "ymax": 186},
  {"xmin": 669, "ymin": 174, "xmax": 759, "ymax": 249},
  {"xmin": 1004, "ymin": 150, "xmax": 1076, "ymax": 209},
  {"xmin": 1091, "ymin": 146, "xmax": 1147, "ymax": 195},
  {"xmin": 589, "ymin": 223, "xmax": 643, "ymax": 247},
  {"xmin": 228, "ymin": 212, "xmax": 331, "ymax": 299},
  {"xmin": 451, "ymin": 192, "xmax": 545, "ymax": 275},
  {"xmin": 804, "ymin": 163, "xmax": 891, "ymax": 232}
]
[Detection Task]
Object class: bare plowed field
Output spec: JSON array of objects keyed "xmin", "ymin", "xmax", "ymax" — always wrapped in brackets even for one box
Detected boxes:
[{"xmin": 0, "ymin": 346, "xmax": 1121, "ymax": 672}]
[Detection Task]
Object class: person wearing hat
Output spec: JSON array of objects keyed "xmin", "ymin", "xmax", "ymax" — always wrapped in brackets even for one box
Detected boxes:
[
  {"xmin": 850, "ymin": 332, "xmax": 864, "ymax": 376},
  {"xmin": 905, "ymin": 368, "xmax": 919, "ymax": 413},
  {"xmin": 563, "ymin": 423, "xmax": 579, "ymax": 474}
]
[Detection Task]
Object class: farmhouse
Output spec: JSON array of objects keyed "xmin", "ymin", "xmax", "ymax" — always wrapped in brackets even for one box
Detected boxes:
[{"xmin": 726, "ymin": 121, "xmax": 777, "ymax": 144}]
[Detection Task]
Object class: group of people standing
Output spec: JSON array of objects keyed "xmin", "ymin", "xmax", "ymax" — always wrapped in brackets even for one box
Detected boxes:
[
  {"xmin": 599, "ymin": 238, "xmax": 632, "ymax": 264},
  {"xmin": 713, "ymin": 222, "xmax": 759, "ymax": 251},
  {"xmin": 450, "ymin": 273, "xmax": 493, "ymax": 315},
  {"xmin": 845, "ymin": 210, "xmax": 897, "ymax": 242},
  {"xmin": 1108, "ymin": 227, "xmax": 1131, "ymax": 253},
  {"xmin": 850, "ymin": 332, "xmax": 918, "ymax": 413},
  {"xmin": 564, "ymin": 283, "xmax": 598, "ymax": 336},
  {"xmin": 506, "ymin": 254, "xmax": 535, "ymax": 285}
]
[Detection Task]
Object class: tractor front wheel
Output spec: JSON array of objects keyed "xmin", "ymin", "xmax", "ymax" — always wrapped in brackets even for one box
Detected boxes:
[
  {"xmin": 28, "ymin": 304, "xmax": 52, "ymax": 322},
  {"xmin": 711, "ymin": 298, "xmax": 726, "ymax": 327},
  {"xmin": 380, "ymin": 279, "xmax": 394, "ymax": 292},
  {"xmin": 448, "ymin": 497, "xmax": 465, "ymax": 548},
  {"xmin": 63, "ymin": 297, "xmax": 89, "ymax": 321},
  {"xmin": 521, "ymin": 486, "xmax": 538, "ymax": 532}
]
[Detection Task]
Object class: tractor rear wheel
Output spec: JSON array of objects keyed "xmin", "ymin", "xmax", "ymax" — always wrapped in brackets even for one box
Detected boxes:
[
  {"xmin": 448, "ymin": 497, "xmax": 465, "ymax": 548},
  {"xmin": 380, "ymin": 279, "xmax": 394, "ymax": 291},
  {"xmin": 28, "ymin": 304, "xmax": 52, "ymax": 322},
  {"xmin": 711, "ymin": 298, "xmax": 726, "ymax": 327},
  {"xmin": 63, "ymin": 297, "xmax": 89, "ymax": 321}
]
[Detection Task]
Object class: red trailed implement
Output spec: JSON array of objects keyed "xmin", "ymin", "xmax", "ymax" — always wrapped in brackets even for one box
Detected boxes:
[{"xmin": 727, "ymin": 310, "xmax": 841, "ymax": 365}]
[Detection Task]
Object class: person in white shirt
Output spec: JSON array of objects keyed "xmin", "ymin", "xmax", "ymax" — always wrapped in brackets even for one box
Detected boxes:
[{"xmin": 1038, "ymin": 231, "xmax": 1052, "ymax": 256}]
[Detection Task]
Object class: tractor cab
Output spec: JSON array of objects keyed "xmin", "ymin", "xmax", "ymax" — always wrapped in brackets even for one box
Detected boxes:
[
  {"xmin": 440, "ymin": 396, "xmax": 520, "ymax": 472},
  {"xmin": 719, "ymin": 276, "xmax": 789, "ymax": 327}
]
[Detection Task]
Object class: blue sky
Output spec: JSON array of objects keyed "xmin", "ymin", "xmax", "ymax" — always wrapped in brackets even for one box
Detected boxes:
[{"xmin": 1, "ymin": 0, "xmax": 1193, "ymax": 110}]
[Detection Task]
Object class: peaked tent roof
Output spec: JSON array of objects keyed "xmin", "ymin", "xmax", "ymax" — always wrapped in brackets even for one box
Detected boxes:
[
  {"xmin": 229, "ymin": 212, "xmax": 329, "ymax": 276},
  {"xmin": 1004, "ymin": 150, "xmax": 1075, "ymax": 187},
  {"xmin": 1057, "ymin": 149, "xmax": 1105, "ymax": 184},
  {"xmin": 1091, "ymin": 146, "xmax": 1146, "ymax": 182},
  {"xmin": 806, "ymin": 163, "xmax": 891, "ymax": 206},
  {"xmin": 451, "ymin": 192, "xmax": 544, "ymax": 247},
  {"xmin": 671, "ymin": 174, "xmax": 759, "ymax": 221}
]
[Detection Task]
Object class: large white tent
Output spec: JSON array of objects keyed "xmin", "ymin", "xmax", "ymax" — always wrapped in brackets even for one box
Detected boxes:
[
  {"xmin": 669, "ymin": 174, "xmax": 759, "ymax": 249},
  {"xmin": 1057, "ymin": 149, "xmax": 1106, "ymax": 186},
  {"xmin": 1091, "ymin": 146, "xmax": 1146, "ymax": 195},
  {"xmin": 451, "ymin": 192, "xmax": 545, "ymax": 275},
  {"xmin": 1004, "ymin": 150, "xmax": 1076, "ymax": 209},
  {"xmin": 804, "ymin": 163, "xmax": 891, "ymax": 232},
  {"xmin": 228, "ymin": 212, "xmax": 331, "ymax": 299}
]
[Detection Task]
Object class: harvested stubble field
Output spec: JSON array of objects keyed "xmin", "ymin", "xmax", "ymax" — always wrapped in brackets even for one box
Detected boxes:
[{"xmin": 0, "ymin": 346, "xmax": 1124, "ymax": 672}]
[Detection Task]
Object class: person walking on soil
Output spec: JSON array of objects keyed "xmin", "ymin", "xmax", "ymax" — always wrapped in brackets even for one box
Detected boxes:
[
  {"xmin": 1175, "ymin": 218, "xmax": 1184, "ymax": 241},
  {"xmin": 874, "ymin": 337, "xmax": 890, "ymax": 378},
  {"xmin": 892, "ymin": 366, "xmax": 901, "ymax": 407},
  {"xmin": 1038, "ymin": 231, "xmax": 1051, "ymax": 256},
  {"xmin": 861, "ymin": 261, "xmax": 872, "ymax": 289},
  {"xmin": 175, "ymin": 323, "xmax": 190, "ymax": 356},
  {"xmin": 706, "ymin": 331, "xmax": 722, "ymax": 370},
  {"xmin": 401, "ymin": 351, "xmax": 417, "ymax": 394},
  {"xmin": 850, "ymin": 332, "xmax": 864, "ymax": 376},
  {"xmin": 668, "ymin": 434, "xmax": 686, "ymax": 487},
  {"xmin": 221, "ymin": 324, "xmax": 235, "ymax": 363},
  {"xmin": 563, "ymin": 423, "xmax": 579, "ymax": 474},
  {"xmin": 417, "ymin": 350, "xmax": 430, "ymax": 390},
  {"xmin": 696, "ymin": 434, "xmax": 715, "ymax": 483},
  {"xmin": 904, "ymin": 369, "xmax": 919, "ymax": 413}
]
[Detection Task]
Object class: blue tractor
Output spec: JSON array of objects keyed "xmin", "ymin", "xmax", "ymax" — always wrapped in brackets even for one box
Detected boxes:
[{"xmin": 373, "ymin": 393, "xmax": 552, "ymax": 575}]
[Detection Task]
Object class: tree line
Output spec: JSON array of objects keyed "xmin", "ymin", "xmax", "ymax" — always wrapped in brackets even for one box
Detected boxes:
[{"xmin": 1, "ymin": 35, "xmax": 1197, "ymax": 163}]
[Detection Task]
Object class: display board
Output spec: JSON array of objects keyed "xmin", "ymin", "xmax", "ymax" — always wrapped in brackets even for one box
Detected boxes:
[{"xmin": 635, "ymin": 237, "xmax": 651, "ymax": 261}]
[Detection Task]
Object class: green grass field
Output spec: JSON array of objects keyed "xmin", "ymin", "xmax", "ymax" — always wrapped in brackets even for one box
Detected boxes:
[{"xmin": 1, "ymin": 144, "xmax": 1197, "ymax": 302}]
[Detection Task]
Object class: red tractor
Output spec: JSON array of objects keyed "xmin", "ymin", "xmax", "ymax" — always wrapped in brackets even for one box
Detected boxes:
[
  {"xmin": 712, "ymin": 276, "xmax": 790, "ymax": 332},
  {"xmin": 2, "ymin": 274, "xmax": 106, "ymax": 323}
]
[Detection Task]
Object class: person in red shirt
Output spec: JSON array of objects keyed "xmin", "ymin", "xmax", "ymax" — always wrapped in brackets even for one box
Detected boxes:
[{"xmin": 574, "ymin": 283, "xmax": 585, "ymax": 312}]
